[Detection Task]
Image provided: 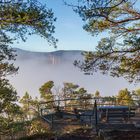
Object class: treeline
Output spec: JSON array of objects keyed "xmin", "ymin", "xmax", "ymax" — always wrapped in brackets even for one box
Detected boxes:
[{"xmin": 0, "ymin": 80, "xmax": 140, "ymax": 139}]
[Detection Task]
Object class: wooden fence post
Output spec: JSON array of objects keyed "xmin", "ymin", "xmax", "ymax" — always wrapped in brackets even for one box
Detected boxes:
[
  {"xmin": 51, "ymin": 114, "xmax": 54, "ymax": 129},
  {"xmin": 94, "ymin": 99, "xmax": 98, "ymax": 126}
]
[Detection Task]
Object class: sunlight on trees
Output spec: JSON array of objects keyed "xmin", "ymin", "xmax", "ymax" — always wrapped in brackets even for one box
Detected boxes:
[
  {"xmin": 0, "ymin": 0, "xmax": 140, "ymax": 139},
  {"xmin": 39, "ymin": 81, "xmax": 55, "ymax": 108},
  {"xmin": 69, "ymin": 0, "xmax": 140, "ymax": 82},
  {"xmin": 0, "ymin": 0, "xmax": 57, "ymax": 46},
  {"xmin": 0, "ymin": 0, "xmax": 57, "ymax": 137},
  {"xmin": 0, "ymin": 79, "xmax": 139, "ymax": 138},
  {"xmin": 0, "ymin": 80, "xmax": 22, "ymax": 136},
  {"xmin": 117, "ymin": 88, "xmax": 133, "ymax": 105}
]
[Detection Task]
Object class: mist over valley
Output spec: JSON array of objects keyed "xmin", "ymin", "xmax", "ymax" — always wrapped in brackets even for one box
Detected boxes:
[{"xmin": 9, "ymin": 48, "xmax": 140, "ymax": 98}]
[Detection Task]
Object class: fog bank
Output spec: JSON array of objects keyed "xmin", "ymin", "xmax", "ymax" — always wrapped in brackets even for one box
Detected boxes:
[{"xmin": 8, "ymin": 49, "xmax": 140, "ymax": 97}]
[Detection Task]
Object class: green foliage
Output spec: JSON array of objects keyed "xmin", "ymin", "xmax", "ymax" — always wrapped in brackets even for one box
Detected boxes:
[
  {"xmin": 29, "ymin": 120, "xmax": 49, "ymax": 136},
  {"xmin": 71, "ymin": 0, "xmax": 140, "ymax": 82},
  {"xmin": 39, "ymin": 81, "xmax": 54, "ymax": 100},
  {"xmin": 20, "ymin": 92, "xmax": 40, "ymax": 119},
  {"xmin": 20, "ymin": 92, "xmax": 33, "ymax": 119},
  {"xmin": 62, "ymin": 83, "xmax": 92, "ymax": 108},
  {"xmin": 132, "ymin": 88, "xmax": 140, "ymax": 106},
  {"xmin": 63, "ymin": 82, "xmax": 79, "ymax": 99},
  {"xmin": 0, "ymin": 33, "xmax": 18, "ymax": 79},
  {"xmin": 39, "ymin": 81, "xmax": 54, "ymax": 107},
  {"xmin": 0, "ymin": 118, "xmax": 25, "ymax": 136},
  {"xmin": 0, "ymin": 1, "xmax": 57, "ymax": 134},
  {"xmin": 0, "ymin": 14, "xmax": 19, "ymax": 135},
  {"xmin": 0, "ymin": 79, "xmax": 18, "ymax": 113},
  {"xmin": 30, "ymin": 97, "xmax": 40, "ymax": 116},
  {"xmin": 135, "ymin": 88, "xmax": 140, "ymax": 96},
  {"xmin": 0, "ymin": 0, "xmax": 57, "ymax": 46},
  {"xmin": 1, "ymin": 79, "xmax": 139, "ymax": 138},
  {"xmin": 94, "ymin": 90, "xmax": 100, "ymax": 98},
  {"xmin": 0, "ymin": 79, "xmax": 23, "ymax": 135},
  {"xmin": 117, "ymin": 88, "xmax": 133, "ymax": 105},
  {"xmin": 76, "ymin": 88, "xmax": 91, "ymax": 108},
  {"xmin": 135, "ymin": 89, "xmax": 140, "ymax": 105},
  {"xmin": 20, "ymin": 92, "xmax": 32, "ymax": 106}
]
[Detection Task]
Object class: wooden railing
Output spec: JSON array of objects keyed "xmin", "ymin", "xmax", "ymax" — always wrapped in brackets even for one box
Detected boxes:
[{"xmin": 39, "ymin": 97, "xmax": 139, "ymax": 128}]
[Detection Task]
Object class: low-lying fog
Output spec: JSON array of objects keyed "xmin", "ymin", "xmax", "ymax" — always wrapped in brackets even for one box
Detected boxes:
[{"xmin": 8, "ymin": 48, "xmax": 140, "ymax": 97}]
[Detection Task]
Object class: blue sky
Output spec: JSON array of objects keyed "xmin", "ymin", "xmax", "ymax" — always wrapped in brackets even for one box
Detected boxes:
[
  {"xmin": 9, "ymin": 0, "xmax": 140, "ymax": 96},
  {"xmin": 13, "ymin": 0, "xmax": 103, "ymax": 52},
  {"xmin": 12, "ymin": 0, "xmax": 140, "ymax": 52}
]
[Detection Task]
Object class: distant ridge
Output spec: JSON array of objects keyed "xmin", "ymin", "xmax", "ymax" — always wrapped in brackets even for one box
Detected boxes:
[
  {"xmin": 14, "ymin": 48, "xmax": 84, "ymax": 63},
  {"xmin": 14, "ymin": 48, "xmax": 83, "ymax": 54},
  {"xmin": 9, "ymin": 48, "xmax": 140, "ymax": 98}
]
